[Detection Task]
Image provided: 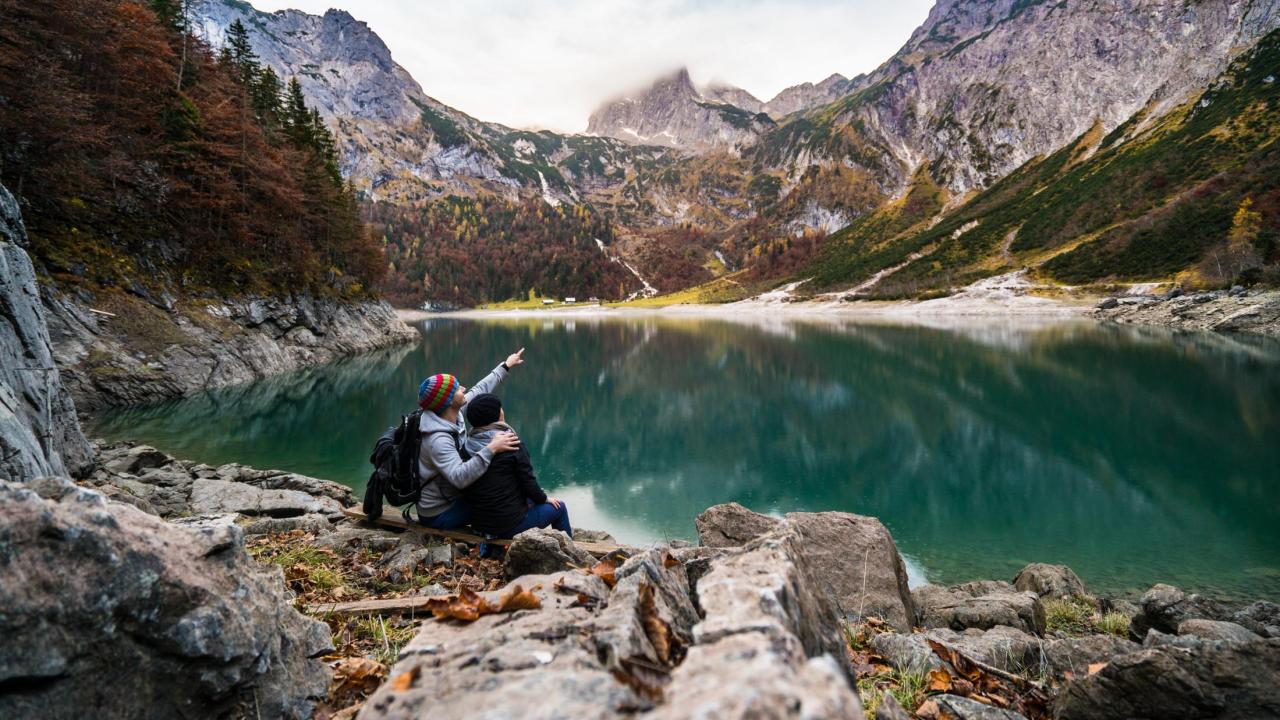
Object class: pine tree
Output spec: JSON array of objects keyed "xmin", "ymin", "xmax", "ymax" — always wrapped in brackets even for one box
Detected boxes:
[
  {"xmin": 223, "ymin": 20, "xmax": 259, "ymax": 84},
  {"xmin": 284, "ymin": 77, "xmax": 313, "ymax": 148},
  {"xmin": 250, "ymin": 66, "xmax": 284, "ymax": 137}
]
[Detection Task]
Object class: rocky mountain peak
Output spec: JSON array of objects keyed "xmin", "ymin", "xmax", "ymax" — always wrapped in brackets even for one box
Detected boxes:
[
  {"xmin": 761, "ymin": 73, "xmax": 852, "ymax": 119},
  {"xmin": 586, "ymin": 67, "xmax": 775, "ymax": 151}
]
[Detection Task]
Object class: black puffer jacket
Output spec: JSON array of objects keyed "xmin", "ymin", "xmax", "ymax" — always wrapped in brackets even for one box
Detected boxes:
[{"xmin": 462, "ymin": 423, "xmax": 547, "ymax": 536}]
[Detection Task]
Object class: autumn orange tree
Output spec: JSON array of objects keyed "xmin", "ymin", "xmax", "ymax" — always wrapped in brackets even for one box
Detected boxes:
[
  {"xmin": 369, "ymin": 197, "xmax": 639, "ymax": 307},
  {"xmin": 0, "ymin": 0, "xmax": 382, "ymax": 297}
]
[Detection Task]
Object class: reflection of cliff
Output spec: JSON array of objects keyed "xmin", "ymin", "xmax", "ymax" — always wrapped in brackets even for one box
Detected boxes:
[{"xmin": 90, "ymin": 343, "xmax": 417, "ymax": 481}]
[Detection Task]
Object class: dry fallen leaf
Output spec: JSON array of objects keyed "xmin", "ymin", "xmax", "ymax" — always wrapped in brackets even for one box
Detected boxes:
[
  {"xmin": 494, "ymin": 583, "xmax": 542, "ymax": 613},
  {"xmin": 423, "ymin": 584, "xmax": 542, "ymax": 622},
  {"xmin": 927, "ymin": 668, "xmax": 953, "ymax": 692},
  {"xmin": 330, "ymin": 656, "xmax": 387, "ymax": 704},
  {"xmin": 589, "ymin": 557, "xmax": 618, "ymax": 588},
  {"xmin": 638, "ymin": 582, "xmax": 673, "ymax": 664},
  {"xmin": 1087, "ymin": 662, "xmax": 1108, "ymax": 675}
]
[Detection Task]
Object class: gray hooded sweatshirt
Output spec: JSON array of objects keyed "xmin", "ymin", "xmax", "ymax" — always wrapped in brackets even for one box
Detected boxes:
[{"xmin": 415, "ymin": 363, "xmax": 508, "ymax": 518}]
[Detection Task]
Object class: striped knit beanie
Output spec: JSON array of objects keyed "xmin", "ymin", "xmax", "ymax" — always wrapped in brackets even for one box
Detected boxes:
[{"xmin": 418, "ymin": 373, "xmax": 459, "ymax": 412}]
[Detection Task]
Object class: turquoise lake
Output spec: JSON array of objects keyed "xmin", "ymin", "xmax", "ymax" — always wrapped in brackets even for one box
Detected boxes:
[{"xmin": 90, "ymin": 315, "xmax": 1280, "ymax": 601}]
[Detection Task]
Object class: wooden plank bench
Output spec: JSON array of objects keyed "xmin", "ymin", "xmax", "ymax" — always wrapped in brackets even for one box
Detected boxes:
[
  {"xmin": 305, "ymin": 596, "xmax": 437, "ymax": 617},
  {"xmin": 341, "ymin": 506, "xmax": 620, "ymax": 556}
]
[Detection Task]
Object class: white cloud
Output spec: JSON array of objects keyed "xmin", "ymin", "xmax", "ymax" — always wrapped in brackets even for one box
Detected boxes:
[{"xmin": 250, "ymin": 0, "xmax": 934, "ymax": 132}]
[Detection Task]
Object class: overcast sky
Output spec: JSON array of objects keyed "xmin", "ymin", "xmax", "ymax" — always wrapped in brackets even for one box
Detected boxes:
[{"xmin": 252, "ymin": 0, "xmax": 934, "ymax": 132}]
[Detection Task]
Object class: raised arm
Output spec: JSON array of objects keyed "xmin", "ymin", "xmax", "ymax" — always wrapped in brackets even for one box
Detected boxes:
[{"xmin": 462, "ymin": 348, "xmax": 526, "ymax": 406}]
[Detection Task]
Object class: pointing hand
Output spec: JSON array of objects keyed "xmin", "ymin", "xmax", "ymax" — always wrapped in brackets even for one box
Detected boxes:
[{"xmin": 505, "ymin": 347, "xmax": 526, "ymax": 369}]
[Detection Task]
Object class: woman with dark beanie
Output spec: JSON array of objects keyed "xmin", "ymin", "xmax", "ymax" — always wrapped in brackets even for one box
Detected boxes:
[{"xmin": 462, "ymin": 393, "xmax": 572, "ymax": 539}]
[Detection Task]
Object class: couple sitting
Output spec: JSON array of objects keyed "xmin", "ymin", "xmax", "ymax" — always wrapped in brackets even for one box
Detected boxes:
[{"xmin": 412, "ymin": 348, "xmax": 571, "ymax": 541}]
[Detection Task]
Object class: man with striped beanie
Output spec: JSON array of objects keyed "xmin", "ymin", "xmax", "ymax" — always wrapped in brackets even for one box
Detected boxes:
[{"xmin": 414, "ymin": 348, "xmax": 525, "ymax": 530}]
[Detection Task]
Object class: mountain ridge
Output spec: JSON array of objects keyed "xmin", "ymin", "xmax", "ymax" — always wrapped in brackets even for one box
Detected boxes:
[{"xmin": 191, "ymin": 0, "xmax": 1280, "ymax": 305}]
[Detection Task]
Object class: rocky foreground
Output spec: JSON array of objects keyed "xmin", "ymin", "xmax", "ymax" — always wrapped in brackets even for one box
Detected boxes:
[
  {"xmin": 3, "ymin": 442, "xmax": 1278, "ymax": 720},
  {"xmin": 1093, "ymin": 288, "xmax": 1280, "ymax": 337}
]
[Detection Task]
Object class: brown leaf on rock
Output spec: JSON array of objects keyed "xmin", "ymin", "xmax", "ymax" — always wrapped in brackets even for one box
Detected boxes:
[
  {"xmin": 1087, "ymin": 662, "xmax": 1108, "ymax": 675},
  {"xmin": 330, "ymin": 657, "xmax": 387, "ymax": 706},
  {"xmin": 661, "ymin": 551, "xmax": 679, "ymax": 569},
  {"xmin": 494, "ymin": 583, "xmax": 542, "ymax": 613},
  {"xmin": 637, "ymin": 582, "xmax": 677, "ymax": 665},
  {"xmin": 423, "ymin": 584, "xmax": 542, "ymax": 622},
  {"xmin": 589, "ymin": 557, "xmax": 618, "ymax": 588},
  {"xmin": 927, "ymin": 668, "xmax": 953, "ymax": 692}
]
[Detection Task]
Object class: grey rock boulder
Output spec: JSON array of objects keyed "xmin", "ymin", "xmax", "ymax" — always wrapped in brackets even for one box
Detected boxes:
[
  {"xmin": 1129, "ymin": 584, "xmax": 1227, "ymax": 639},
  {"xmin": 694, "ymin": 501, "xmax": 782, "ymax": 547},
  {"xmin": 357, "ymin": 570, "xmax": 647, "ymax": 719},
  {"xmin": 784, "ymin": 511, "xmax": 917, "ymax": 632},
  {"xmin": 1055, "ymin": 638, "xmax": 1280, "ymax": 719},
  {"xmin": 0, "ymin": 479, "xmax": 330, "ymax": 719},
  {"xmin": 872, "ymin": 631, "xmax": 945, "ymax": 674},
  {"xmin": 930, "ymin": 694, "xmax": 1029, "ymax": 719},
  {"xmin": 695, "ymin": 503, "xmax": 917, "ymax": 631},
  {"xmin": 1232, "ymin": 601, "xmax": 1280, "ymax": 638},
  {"xmin": 0, "ymin": 182, "xmax": 92, "ymax": 482},
  {"xmin": 875, "ymin": 626, "xmax": 1041, "ymax": 676},
  {"xmin": 360, "ymin": 527, "xmax": 864, "ymax": 720},
  {"xmin": 1177, "ymin": 619, "xmax": 1263, "ymax": 645},
  {"xmin": 314, "ymin": 523, "xmax": 404, "ymax": 554},
  {"xmin": 1043, "ymin": 634, "xmax": 1141, "ymax": 681},
  {"xmin": 653, "ymin": 529, "xmax": 864, "ymax": 719},
  {"xmin": 914, "ymin": 584, "xmax": 1046, "ymax": 636},
  {"xmin": 1012, "ymin": 563, "xmax": 1086, "ymax": 599},
  {"xmin": 504, "ymin": 527, "xmax": 596, "ymax": 579},
  {"xmin": 100, "ymin": 443, "xmax": 172, "ymax": 475}
]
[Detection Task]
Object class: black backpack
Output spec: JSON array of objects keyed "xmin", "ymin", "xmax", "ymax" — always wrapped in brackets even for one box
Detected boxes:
[
  {"xmin": 362, "ymin": 410, "xmax": 425, "ymax": 521},
  {"xmin": 362, "ymin": 411, "xmax": 473, "ymax": 521}
]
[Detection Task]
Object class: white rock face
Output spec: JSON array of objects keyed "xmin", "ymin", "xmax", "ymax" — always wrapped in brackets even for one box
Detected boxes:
[{"xmin": 775, "ymin": 0, "xmax": 1280, "ymax": 196}]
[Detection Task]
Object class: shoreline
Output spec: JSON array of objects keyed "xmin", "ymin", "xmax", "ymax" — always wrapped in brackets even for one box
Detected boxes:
[{"xmin": 398, "ymin": 286, "xmax": 1280, "ymax": 338}]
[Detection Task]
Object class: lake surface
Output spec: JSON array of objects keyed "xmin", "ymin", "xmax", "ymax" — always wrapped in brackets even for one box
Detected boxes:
[{"xmin": 90, "ymin": 314, "xmax": 1280, "ymax": 601}]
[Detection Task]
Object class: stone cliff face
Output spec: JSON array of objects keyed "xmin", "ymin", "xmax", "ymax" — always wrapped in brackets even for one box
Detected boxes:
[
  {"xmin": 586, "ymin": 68, "xmax": 777, "ymax": 152},
  {"xmin": 43, "ymin": 290, "xmax": 417, "ymax": 411},
  {"xmin": 0, "ymin": 184, "xmax": 91, "ymax": 481},
  {"xmin": 195, "ymin": 0, "xmax": 524, "ymax": 200},
  {"xmin": 772, "ymin": 0, "xmax": 1280, "ymax": 196}
]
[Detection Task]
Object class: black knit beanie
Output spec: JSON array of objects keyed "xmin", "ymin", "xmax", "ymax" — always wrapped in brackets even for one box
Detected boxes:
[{"xmin": 465, "ymin": 393, "xmax": 502, "ymax": 428}]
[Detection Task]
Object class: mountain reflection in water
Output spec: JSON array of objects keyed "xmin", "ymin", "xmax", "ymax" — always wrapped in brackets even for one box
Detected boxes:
[{"xmin": 91, "ymin": 316, "xmax": 1280, "ymax": 600}]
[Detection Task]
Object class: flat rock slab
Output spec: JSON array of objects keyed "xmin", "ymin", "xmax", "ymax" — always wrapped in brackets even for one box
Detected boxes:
[{"xmin": 190, "ymin": 478, "xmax": 342, "ymax": 518}]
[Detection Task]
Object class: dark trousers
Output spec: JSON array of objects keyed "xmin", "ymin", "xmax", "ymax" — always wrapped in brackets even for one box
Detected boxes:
[
  {"xmin": 419, "ymin": 499, "xmax": 470, "ymax": 529},
  {"xmin": 505, "ymin": 501, "xmax": 572, "ymax": 539}
]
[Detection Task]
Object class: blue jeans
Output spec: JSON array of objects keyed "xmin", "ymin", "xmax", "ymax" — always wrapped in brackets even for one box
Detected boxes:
[
  {"xmin": 419, "ymin": 499, "xmax": 471, "ymax": 530},
  {"xmin": 506, "ymin": 501, "xmax": 572, "ymax": 539}
]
